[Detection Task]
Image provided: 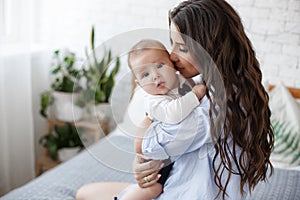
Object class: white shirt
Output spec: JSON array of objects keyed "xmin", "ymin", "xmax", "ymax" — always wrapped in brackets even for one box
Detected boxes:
[{"xmin": 142, "ymin": 96, "xmax": 248, "ymax": 200}]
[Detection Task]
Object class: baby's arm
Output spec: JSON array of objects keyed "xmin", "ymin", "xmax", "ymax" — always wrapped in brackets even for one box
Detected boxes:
[
  {"xmin": 149, "ymin": 84, "xmax": 206, "ymax": 124},
  {"xmin": 192, "ymin": 84, "xmax": 206, "ymax": 100},
  {"xmin": 134, "ymin": 116, "xmax": 152, "ymax": 154}
]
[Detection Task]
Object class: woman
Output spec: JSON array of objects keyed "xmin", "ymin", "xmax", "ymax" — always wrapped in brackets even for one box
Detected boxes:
[{"xmin": 76, "ymin": 0, "xmax": 274, "ymax": 199}]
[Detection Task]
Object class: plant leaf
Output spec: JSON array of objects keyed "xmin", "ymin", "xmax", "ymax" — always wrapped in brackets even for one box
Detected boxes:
[{"xmin": 272, "ymin": 119, "xmax": 300, "ymax": 165}]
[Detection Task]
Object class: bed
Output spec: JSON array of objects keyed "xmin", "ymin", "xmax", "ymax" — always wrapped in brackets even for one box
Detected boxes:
[{"xmin": 1, "ymin": 84, "xmax": 300, "ymax": 200}]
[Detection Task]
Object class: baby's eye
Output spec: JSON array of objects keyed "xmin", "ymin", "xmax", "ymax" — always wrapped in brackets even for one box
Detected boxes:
[
  {"xmin": 142, "ymin": 72, "xmax": 149, "ymax": 78},
  {"xmin": 157, "ymin": 63, "xmax": 164, "ymax": 68}
]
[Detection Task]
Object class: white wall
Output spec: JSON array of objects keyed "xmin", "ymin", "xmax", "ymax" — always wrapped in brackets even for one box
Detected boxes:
[
  {"xmin": 227, "ymin": 0, "xmax": 300, "ymax": 87},
  {"xmin": 31, "ymin": 0, "xmax": 300, "ymax": 165},
  {"xmin": 33, "ymin": 0, "xmax": 182, "ymax": 52},
  {"xmin": 33, "ymin": 0, "xmax": 300, "ymax": 87}
]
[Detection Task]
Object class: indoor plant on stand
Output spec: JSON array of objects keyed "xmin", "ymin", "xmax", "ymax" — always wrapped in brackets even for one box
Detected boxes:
[
  {"xmin": 78, "ymin": 26, "xmax": 120, "ymax": 134},
  {"xmin": 39, "ymin": 123, "xmax": 84, "ymax": 161},
  {"xmin": 40, "ymin": 49, "xmax": 84, "ymax": 122}
]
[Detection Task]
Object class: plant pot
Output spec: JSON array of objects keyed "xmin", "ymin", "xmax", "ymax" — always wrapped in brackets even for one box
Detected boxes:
[
  {"xmin": 88, "ymin": 103, "xmax": 116, "ymax": 134},
  {"xmin": 57, "ymin": 147, "xmax": 81, "ymax": 162},
  {"xmin": 52, "ymin": 91, "xmax": 84, "ymax": 122}
]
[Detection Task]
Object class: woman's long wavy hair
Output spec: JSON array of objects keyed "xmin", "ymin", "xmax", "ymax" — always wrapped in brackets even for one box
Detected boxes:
[{"xmin": 169, "ymin": 0, "xmax": 274, "ymax": 199}]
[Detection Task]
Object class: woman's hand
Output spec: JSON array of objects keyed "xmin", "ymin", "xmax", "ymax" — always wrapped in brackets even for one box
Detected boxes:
[{"xmin": 133, "ymin": 154, "xmax": 164, "ymax": 188}]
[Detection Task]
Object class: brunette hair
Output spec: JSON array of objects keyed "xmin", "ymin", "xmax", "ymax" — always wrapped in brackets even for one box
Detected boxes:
[{"xmin": 169, "ymin": 0, "xmax": 274, "ymax": 199}]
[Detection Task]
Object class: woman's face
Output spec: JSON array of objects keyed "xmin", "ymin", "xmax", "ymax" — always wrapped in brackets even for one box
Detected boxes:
[{"xmin": 169, "ymin": 21, "xmax": 200, "ymax": 79}]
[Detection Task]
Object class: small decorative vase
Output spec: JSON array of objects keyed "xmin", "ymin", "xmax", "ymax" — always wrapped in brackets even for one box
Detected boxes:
[{"xmin": 58, "ymin": 147, "xmax": 81, "ymax": 162}]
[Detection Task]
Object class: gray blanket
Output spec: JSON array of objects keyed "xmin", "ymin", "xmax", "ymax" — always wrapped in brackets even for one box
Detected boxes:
[{"xmin": 2, "ymin": 132, "xmax": 300, "ymax": 200}]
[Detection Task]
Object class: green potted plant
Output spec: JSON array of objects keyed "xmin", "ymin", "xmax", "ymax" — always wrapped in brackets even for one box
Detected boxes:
[
  {"xmin": 39, "ymin": 123, "xmax": 84, "ymax": 161},
  {"xmin": 40, "ymin": 49, "xmax": 84, "ymax": 122},
  {"xmin": 78, "ymin": 26, "xmax": 120, "ymax": 129}
]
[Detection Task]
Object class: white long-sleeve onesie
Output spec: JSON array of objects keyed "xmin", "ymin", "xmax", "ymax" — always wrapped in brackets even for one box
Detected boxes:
[{"xmin": 144, "ymin": 74, "xmax": 202, "ymax": 124}]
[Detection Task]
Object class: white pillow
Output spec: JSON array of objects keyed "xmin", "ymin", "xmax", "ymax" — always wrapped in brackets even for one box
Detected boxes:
[{"xmin": 269, "ymin": 83, "xmax": 300, "ymax": 168}]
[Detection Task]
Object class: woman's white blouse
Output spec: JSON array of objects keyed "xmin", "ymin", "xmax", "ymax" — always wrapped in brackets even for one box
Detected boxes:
[{"xmin": 142, "ymin": 96, "xmax": 248, "ymax": 200}]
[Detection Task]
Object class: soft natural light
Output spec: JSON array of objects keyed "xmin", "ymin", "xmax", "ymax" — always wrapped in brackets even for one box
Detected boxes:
[{"xmin": 0, "ymin": 0, "xmax": 300, "ymax": 198}]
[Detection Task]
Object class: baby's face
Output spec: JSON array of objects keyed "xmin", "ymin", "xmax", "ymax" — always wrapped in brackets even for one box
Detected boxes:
[{"xmin": 132, "ymin": 49, "xmax": 179, "ymax": 95}]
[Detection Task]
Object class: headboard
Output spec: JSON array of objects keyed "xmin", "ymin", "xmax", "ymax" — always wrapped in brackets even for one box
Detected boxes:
[{"xmin": 269, "ymin": 85, "xmax": 300, "ymax": 99}]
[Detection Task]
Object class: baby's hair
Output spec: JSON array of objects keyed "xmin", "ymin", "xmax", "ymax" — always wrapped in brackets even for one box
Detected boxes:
[{"xmin": 128, "ymin": 39, "xmax": 167, "ymax": 69}]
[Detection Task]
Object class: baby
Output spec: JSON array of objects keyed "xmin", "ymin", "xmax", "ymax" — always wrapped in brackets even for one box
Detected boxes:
[{"xmin": 122, "ymin": 39, "xmax": 206, "ymax": 200}]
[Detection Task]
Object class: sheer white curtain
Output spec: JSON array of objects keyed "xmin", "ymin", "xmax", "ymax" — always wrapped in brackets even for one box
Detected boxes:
[
  {"xmin": 0, "ymin": 0, "xmax": 35, "ymax": 196},
  {"xmin": 0, "ymin": 51, "xmax": 35, "ymax": 195}
]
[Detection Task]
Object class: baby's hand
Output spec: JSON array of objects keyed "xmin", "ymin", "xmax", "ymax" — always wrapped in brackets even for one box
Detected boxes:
[{"xmin": 192, "ymin": 84, "xmax": 206, "ymax": 100}]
